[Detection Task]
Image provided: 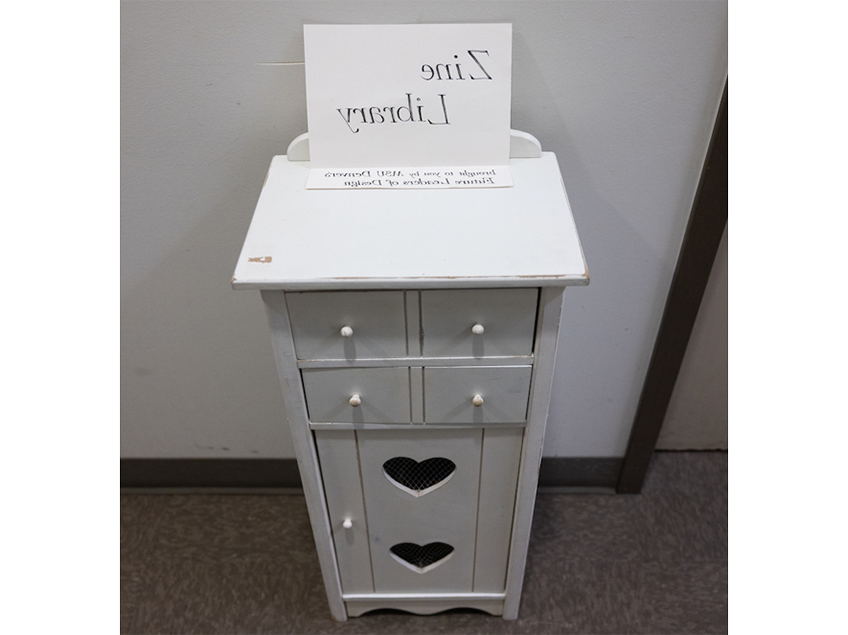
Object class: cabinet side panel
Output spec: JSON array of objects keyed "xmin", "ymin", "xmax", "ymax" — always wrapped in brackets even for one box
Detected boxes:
[
  {"xmin": 260, "ymin": 290, "xmax": 347, "ymax": 620},
  {"xmin": 473, "ymin": 427, "xmax": 523, "ymax": 592},
  {"xmin": 315, "ymin": 430, "xmax": 374, "ymax": 594},
  {"xmin": 503, "ymin": 286, "xmax": 565, "ymax": 619}
]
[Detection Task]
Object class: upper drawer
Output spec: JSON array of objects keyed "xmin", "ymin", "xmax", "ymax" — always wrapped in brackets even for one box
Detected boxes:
[
  {"xmin": 420, "ymin": 289, "xmax": 538, "ymax": 358},
  {"xmin": 286, "ymin": 291, "xmax": 407, "ymax": 360}
]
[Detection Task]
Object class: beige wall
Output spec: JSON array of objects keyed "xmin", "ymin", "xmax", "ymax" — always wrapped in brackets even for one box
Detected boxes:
[{"xmin": 121, "ymin": 0, "xmax": 727, "ymax": 458}]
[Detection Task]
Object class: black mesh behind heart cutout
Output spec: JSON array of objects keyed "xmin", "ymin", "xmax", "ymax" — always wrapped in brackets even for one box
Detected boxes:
[
  {"xmin": 390, "ymin": 542, "xmax": 455, "ymax": 570},
  {"xmin": 382, "ymin": 457, "xmax": 456, "ymax": 494}
]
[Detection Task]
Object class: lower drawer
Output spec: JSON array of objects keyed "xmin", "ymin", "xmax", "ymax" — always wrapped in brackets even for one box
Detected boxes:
[
  {"xmin": 302, "ymin": 366, "xmax": 532, "ymax": 425},
  {"xmin": 315, "ymin": 427, "xmax": 523, "ymax": 595},
  {"xmin": 424, "ymin": 366, "xmax": 532, "ymax": 424},
  {"xmin": 302, "ymin": 367, "xmax": 411, "ymax": 423}
]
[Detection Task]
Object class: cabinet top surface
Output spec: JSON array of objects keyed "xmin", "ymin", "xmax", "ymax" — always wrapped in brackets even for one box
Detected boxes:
[{"xmin": 233, "ymin": 152, "xmax": 588, "ymax": 290}]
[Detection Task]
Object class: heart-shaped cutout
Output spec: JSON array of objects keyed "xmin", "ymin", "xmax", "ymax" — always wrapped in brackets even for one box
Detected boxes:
[
  {"xmin": 390, "ymin": 542, "xmax": 455, "ymax": 574},
  {"xmin": 382, "ymin": 457, "xmax": 456, "ymax": 497}
]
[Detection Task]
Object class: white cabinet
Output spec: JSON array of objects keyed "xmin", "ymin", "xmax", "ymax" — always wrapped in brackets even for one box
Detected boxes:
[{"xmin": 233, "ymin": 132, "xmax": 588, "ymax": 620}]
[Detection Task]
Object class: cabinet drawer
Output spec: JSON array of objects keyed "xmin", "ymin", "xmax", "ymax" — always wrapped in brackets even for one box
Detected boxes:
[
  {"xmin": 286, "ymin": 291, "xmax": 407, "ymax": 360},
  {"xmin": 302, "ymin": 368, "xmax": 411, "ymax": 423},
  {"xmin": 424, "ymin": 366, "xmax": 532, "ymax": 424},
  {"xmin": 420, "ymin": 289, "xmax": 538, "ymax": 358}
]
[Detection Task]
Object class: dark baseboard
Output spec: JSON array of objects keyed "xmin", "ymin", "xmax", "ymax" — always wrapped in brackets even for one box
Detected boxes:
[
  {"xmin": 120, "ymin": 459, "xmax": 303, "ymax": 489},
  {"xmin": 121, "ymin": 457, "xmax": 622, "ymax": 490},
  {"xmin": 538, "ymin": 457, "xmax": 622, "ymax": 489}
]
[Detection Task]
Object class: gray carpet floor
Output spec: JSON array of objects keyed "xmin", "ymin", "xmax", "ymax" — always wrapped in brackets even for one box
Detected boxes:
[{"xmin": 121, "ymin": 451, "xmax": 727, "ymax": 634}]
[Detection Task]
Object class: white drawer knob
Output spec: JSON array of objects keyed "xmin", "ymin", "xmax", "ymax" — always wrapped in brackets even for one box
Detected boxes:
[
  {"xmin": 340, "ymin": 325, "xmax": 354, "ymax": 338},
  {"xmin": 349, "ymin": 394, "xmax": 361, "ymax": 407},
  {"xmin": 471, "ymin": 323, "xmax": 485, "ymax": 335},
  {"xmin": 343, "ymin": 518, "xmax": 353, "ymax": 529},
  {"xmin": 472, "ymin": 394, "xmax": 484, "ymax": 407}
]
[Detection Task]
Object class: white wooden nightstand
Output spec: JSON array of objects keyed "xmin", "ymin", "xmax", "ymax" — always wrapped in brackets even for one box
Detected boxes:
[{"xmin": 233, "ymin": 131, "xmax": 588, "ymax": 620}]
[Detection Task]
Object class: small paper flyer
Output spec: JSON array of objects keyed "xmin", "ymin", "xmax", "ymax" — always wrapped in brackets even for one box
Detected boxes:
[{"xmin": 303, "ymin": 23, "xmax": 512, "ymax": 190}]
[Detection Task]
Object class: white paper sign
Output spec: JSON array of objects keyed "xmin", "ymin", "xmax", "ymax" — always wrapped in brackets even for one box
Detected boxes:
[
  {"xmin": 308, "ymin": 166, "xmax": 511, "ymax": 189},
  {"xmin": 303, "ymin": 23, "xmax": 512, "ymax": 189}
]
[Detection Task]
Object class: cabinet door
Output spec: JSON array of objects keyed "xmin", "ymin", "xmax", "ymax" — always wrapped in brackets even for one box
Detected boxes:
[
  {"xmin": 420, "ymin": 289, "xmax": 538, "ymax": 358},
  {"xmin": 316, "ymin": 427, "xmax": 524, "ymax": 596},
  {"xmin": 286, "ymin": 291, "xmax": 408, "ymax": 360},
  {"xmin": 358, "ymin": 429, "xmax": 482, "ymax": 593}
]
